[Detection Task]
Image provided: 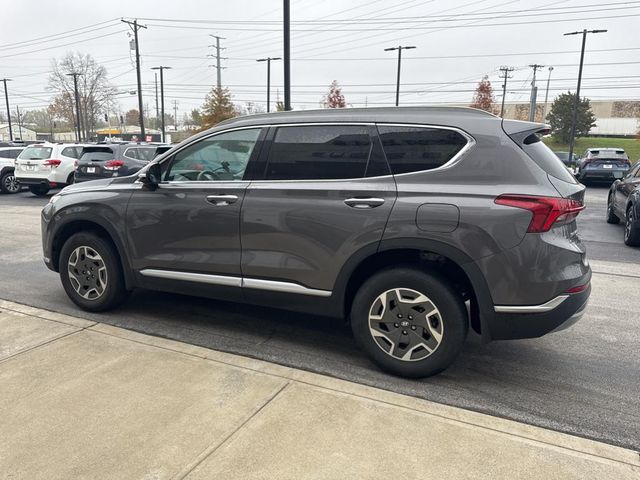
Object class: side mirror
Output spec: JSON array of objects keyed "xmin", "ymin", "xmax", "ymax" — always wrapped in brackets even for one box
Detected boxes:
[{"xmin": 139, "ymin": 162, "xmax": 161, "ymax": 190}]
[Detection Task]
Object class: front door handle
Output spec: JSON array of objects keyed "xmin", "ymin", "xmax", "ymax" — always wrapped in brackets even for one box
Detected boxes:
[
  {"xmin": 343, "ymin": 197, "xmax": 385, "ymax": 209},
  {"xmin": 206, "ymin": 194, "xmax": 238, "ymax": 206}
]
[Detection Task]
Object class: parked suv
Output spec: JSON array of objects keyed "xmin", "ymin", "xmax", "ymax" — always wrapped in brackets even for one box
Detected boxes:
[
  {"xmin": 15, "ymin": 143, "xmax": 87, "ymax": 196},
  {"xmin": 576, "ymin": 148, "xmax": 631, "ymax": 184},
  {"xmin": 41, "ymin": 107, "xmax": 591, "ymax": 378},
  {"xmin": 606, "ymin": 161, "xmax": 640, "ymax": 246},
  {"xmin": 74, "ymin": 143, "xmax": 171, "ymax": 183},
  {"xmin": 0, "ymin": 146, "xmax": 25, "ymax": 194}
]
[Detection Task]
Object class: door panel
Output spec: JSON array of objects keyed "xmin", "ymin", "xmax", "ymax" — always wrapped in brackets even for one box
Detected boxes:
[{"xmin": 241, "ymin": 178, "xmax": 396, "ymax": 291}]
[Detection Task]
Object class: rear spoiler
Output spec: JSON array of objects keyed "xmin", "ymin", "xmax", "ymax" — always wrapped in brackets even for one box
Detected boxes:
[{"xmin": 502, "ymin": 119, "xmax": 550, "ymax": 146}]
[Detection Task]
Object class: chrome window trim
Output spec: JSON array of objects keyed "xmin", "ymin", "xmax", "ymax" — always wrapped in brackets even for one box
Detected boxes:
[
  {"xmin": 138, "ymin": 268, "xmax": 331, "ymax": 297},
  {"xmin": 494, "ymin": 295, "xmax": 569, "ymax": 313}
]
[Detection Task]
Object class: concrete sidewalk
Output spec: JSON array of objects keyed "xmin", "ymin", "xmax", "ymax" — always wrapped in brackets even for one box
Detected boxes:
[{"xmin": 1, "ymin": 299, "xmax": 638, "ymax": 480}]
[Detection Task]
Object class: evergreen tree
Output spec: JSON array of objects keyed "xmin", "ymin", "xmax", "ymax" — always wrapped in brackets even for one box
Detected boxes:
[
  {"xmin": 201, "ymin": 87, "xmax": 237, "ymax": 128},
  {"xmin": 547, "ymin": 92, "xmax": 596, "ymax": 143}
]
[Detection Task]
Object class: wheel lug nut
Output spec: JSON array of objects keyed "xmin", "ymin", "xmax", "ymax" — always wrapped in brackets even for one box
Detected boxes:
[
  {"xmin": 394, "ymin": 323, "xmax": 399, "ymax": 328},
  {"xmin": 402, "ymin": 330, "xmax": 408, "ymax": 335},
  {"xmin": 397, "ymin": 314, "xmax": 402, "ymax": 318},
  {"xmin": 408, "ymin": 316, "xmax": 413, "ymax": 320},
  {"xmin": 411, "ymin": 325, "xmax": 416, "ymax": 330}
]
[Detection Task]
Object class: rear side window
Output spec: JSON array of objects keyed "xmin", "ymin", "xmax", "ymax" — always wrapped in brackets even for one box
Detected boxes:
[
  {"xmin": 265, "ymin": 125, "xmax": 371, "ymax": 180},
  {"xmin": 521, "ymin": 136, "xmax": 577, "ymax": 184},
  {"xmin": 124, "ymin": 147, "xmax": 156, "ymax": 161},
  {"xmin": 0, "ymin": 148, "xmax": 22, "ymax": 159},
  {"xmin": 377, "ymin": 126, "xmax": 468, "ymax": 174},
  {"xmin": 18, "ymin": 146, "xmax": 52, "ymax": 160},
  {"xmin": 61, "ymin": 147, "xmax": 81, "ymax": 159}
]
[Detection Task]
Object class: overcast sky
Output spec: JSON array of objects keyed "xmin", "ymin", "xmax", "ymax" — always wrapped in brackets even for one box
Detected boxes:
[{"xmin": 2, "ymin": 0, "xmax": 639, "ymax": 119}]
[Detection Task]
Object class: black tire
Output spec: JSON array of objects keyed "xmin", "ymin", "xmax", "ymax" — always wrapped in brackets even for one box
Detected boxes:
[
  {"xmin": 0, "ymin": 170, "xmax": 20, "ymax": 194},
  {"xmin": 606, "ymin": 195, "xmax": 620, "ymax": 224},
  {"xmin": 28, "ymin": 185, "xmax": 50, "ymax": 196},
  {"xmin": 59, "ymin": 232, "xmax": 130, "ymax": 312},
  {"xmin": 350, "ymin": 267, "xmax": 468, "ymax": 378},
  {"xmin": 624, "ymin": 205, "xmax": 640, "ymax": 247},
  {"xmin": 66, "ymin": 172, "xmax": 75, "ymax": 186}
]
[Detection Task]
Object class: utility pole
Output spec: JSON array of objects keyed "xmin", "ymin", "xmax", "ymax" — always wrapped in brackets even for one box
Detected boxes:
[
  {"xmin": 172, "ymin": 100, "xmax": 179, "ymax": 132},
  {"xmin": 498, "ymin": 66, "xmax": 514, "ymax": 118},
  {"xmin": 1, "ymin": 78, "xmax": 13, "ymax": 141},
  {"xmin": 16, "ymin": 105, "xmax": 23, "ymax": 140},
  {"xmin": 208, "ymin": 35, "xmax": 226, "ymax": 89},
  {"xmin": 151, "ymin": 66, "xmax": 171, "ymax": 143},
  {"xmin": 257, "ymin": 57, "xmax": 282, "ymax": 112},
  {"xmin": 122, "ymin": 18, "xmax": 147, "ymax": 139},
  {"xmin": 66, "ymin": 72, "xmax": 83, "ymax": 142},
  {"xmin": 564, "ymin": 29, "xmax": 607, "ymax": 162},
  {"xmin": 528, "ymin": 64, "xmax": 544, "ymax": 122},
  {"xmin": 384, "ymin": 45, "xmax": 416, "ymax": 106},
  {"xmin": 542, "ymin": 66, "xmax": 554, "ymax": 120},
  {"xmin": 154, "ymin": 72, "xmax": 159, "ymax": 129},
  {"xmin": 283, "ymin": 0, "xmax": 291, "ymax": 111}
]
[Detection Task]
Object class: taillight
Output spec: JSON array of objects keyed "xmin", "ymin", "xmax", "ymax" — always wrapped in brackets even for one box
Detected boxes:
[
  {"xmin": 103, "ymin": 159, "xmax": 125, "ymax": 171},
  {"xmin": 495, "ymin": 195, "xmax": 585, "ymax": 233},
  {"xmin": 565, "ymin": 282, "xmax": 590, "ymax": 294},
  {"xmin": 43, "ymin": 159, "xmax": 62, "ymax": 168}
]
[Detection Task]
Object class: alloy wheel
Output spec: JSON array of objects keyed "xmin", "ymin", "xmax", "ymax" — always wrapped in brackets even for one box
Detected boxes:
[
  {"xmin": 3, "ymin": 174, "xmax": 19, "ymax": 193},
  {"xmin": 368, "ymin": 288, "xmax": 444, "ymax": 362},
  {"xmin": 625, "ymin": 208, "xmax": 634, "ymax": 241},
  {"xmin": 67, "ymin": 246, "xmax": 108, "ymax": 300}
]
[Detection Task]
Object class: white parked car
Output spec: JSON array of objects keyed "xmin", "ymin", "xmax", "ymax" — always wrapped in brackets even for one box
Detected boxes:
[
  {"xmin": 15, "ymin": 143, "xmax": 88, "ymax": 196},
  {"xmin": 0, "ymin": 146, "xmax": 25, "ymax": 194}
]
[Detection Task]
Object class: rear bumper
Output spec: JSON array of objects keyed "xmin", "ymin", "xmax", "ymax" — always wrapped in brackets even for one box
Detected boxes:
[
  {"xmin": 486, "ymin": 283, "xmax": 591, "ymax": 340},
  {"xmin": 579, "ymin": 170, "xmax": 627, "ymax": 181},
  {"xmin": 15, "ymin": 177, "xmax": 63, "ymax": 188}
]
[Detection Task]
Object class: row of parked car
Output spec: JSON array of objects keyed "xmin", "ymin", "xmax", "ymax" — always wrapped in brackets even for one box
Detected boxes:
[
  {"xmin": 0, "ymin": 142, "xmax": 171, "ymax": 196},
  {"xmin": 553, "ymin": 147, "xmax": 640, "ymax": 246}
]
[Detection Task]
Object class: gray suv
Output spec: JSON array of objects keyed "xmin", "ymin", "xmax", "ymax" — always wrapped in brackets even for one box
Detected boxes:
[{"xmin": 41, "ymin": 107, "xmax": 591, "ymax": 378}]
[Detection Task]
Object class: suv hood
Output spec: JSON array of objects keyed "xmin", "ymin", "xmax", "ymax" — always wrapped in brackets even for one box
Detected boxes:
[{"xmin": 61, "ymin": 177, "xmax": 115, "ymax": 194}]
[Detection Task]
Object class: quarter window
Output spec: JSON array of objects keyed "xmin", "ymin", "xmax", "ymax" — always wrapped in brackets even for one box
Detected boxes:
[
  {"xmin": 264, "ymin": 125, "xmax": 372, "ymax": 180},
  {"xmin": 377, "ymin": 126, "xmax": 468, "ymax": 174},
  {"xmin": 164, "ymin": 128, "xmax": 261, "ymax": 182},
  {"xmin": 61, "ymin": 147, "xmax": 81, "ymax": 159}
]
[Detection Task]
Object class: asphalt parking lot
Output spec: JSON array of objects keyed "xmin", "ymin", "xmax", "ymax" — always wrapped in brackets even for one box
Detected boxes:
[{"xmin": 0, "ymin": 185, "xmax": 638, "ymax": 451}]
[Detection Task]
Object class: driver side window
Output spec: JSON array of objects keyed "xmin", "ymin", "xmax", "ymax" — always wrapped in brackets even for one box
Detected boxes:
[{"xmin": 163, "ymin": 128, "xmax": 261, "ymax": 182}]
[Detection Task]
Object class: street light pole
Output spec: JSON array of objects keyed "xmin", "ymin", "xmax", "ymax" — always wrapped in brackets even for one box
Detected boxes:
[
  {"xmin": 564, "ymin": 29, "xmax": 607, "ymax": 162},
  {"xmin": 66, "ymin": 72, "xmax": 83, "ymax": 142},
  {"xmin": 384, "ymin": 45, "xmax": 416, "ymax": 106},
  {"xmin": 257, "ymin": 57, "xmax": 282, "ymax": 112},
  {"xmin": 1, "ymin": 78, "xmax": 13, "ymax": 141},
  {"xmin": 151, "ymin": 66, "xmax": 171, "ymax": 143},
  {"xmin": 283, "ymin": 0, "xmax": 291, "ymax": 111},
  {"xmin": 543, "ymin": 66, "xmax": 554, "ymax": 120}
]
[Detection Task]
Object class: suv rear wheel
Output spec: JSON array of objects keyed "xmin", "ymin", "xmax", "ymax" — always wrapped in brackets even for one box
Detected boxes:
[
  {"xmin": 624, "ymin": 205, "xmax": 640, "ymax": 247},
  {"xmin": 28, "ymin": 185, "xmax": 50, "ymax": 196},
  {"xmin": 59, "ymin": 232, "xmax": 130, "ymax": 311},
  {"xmin": 350, "ymin": 267, "xmax": 468, "ymax": 378}
]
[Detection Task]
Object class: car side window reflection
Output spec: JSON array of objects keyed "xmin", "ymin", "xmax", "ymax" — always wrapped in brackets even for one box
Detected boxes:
[{"xmin": 163, "ymin": 128, "xmax": 261, "ymax": 182}]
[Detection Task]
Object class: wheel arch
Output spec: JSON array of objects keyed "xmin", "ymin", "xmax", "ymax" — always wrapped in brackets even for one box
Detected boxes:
[
  {"xmin": 333, "ymin": 238, "xmax": 495, "ymax": 340},
  {"xmin": 51, "ymin": 216, "xmax": 134, "ymax": 289}
]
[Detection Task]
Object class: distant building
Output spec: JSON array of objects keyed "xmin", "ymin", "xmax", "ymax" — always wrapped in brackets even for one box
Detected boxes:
[{"xmin": 0, "ymin": 123, "xmax": 37, "ymax": 142}]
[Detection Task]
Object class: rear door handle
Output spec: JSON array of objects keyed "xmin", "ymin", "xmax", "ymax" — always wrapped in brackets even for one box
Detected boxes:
[
  {"xmin": 206, "ymin": 194, "xmax": 238, "ymax": 206},
  {"xmin": 343, "ymin": 197, "xmax": 385, "ymax": 209}
]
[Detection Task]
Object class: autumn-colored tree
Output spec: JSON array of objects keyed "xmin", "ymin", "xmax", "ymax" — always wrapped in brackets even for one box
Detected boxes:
[
  {"xmin": 547, "ymin": 92, "xmax": 596, "ymax": 143},
  {"xmin": 470, "ymin": 76, "xmax": 496, "ymax": 114},
  {"xmin": 201, "ymin": 87, "xmax": 237, "ymax": 129},
  {"xmin": 125, "ymin": 109, "xmax": 140, "ymax": 126},
  {"xmin": 322, "ymin": 80, "xmax": 346, "ymax": 108}
]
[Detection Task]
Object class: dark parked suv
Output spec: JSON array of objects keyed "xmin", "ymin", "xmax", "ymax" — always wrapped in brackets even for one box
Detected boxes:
[
  {"xmin": 41, "ymin": 107, "xmax": 591, "ymax": 377},
  {"xmin": 75, "ymin": 143, "xmax": 171, "ymax": 183}
]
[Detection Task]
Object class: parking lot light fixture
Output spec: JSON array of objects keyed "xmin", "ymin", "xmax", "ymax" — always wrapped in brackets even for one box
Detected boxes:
[
  {"xmin": 257, "ymin": 57, "xmax": 282, "ymax": 112},
  {"xmin": 563, "ymin": 29, "xmax": 607, "ymax": 162},
  {"xmin": 384, "ymin": 46, "xmax": 416, "ymax": 106}
]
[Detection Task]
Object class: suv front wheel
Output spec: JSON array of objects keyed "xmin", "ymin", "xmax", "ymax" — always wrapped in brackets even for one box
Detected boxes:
[
  {"xmin": 59, "ymin": 232, "xmax": 130, "ymax": 311},
  {"xmin": 350, "ymin": 267, "xmax": 468, "ymax": 378}
]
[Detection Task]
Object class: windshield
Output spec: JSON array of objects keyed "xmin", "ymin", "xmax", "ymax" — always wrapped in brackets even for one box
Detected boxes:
[{"xmin": 18, "ymin": 146, "xmax": 52, "ymax": 160}]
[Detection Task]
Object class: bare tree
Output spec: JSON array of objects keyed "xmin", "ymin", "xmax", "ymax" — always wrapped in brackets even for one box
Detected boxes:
[{"xmin": 48, "ymin": 52, "xmax": 116, "ymax": 140}]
